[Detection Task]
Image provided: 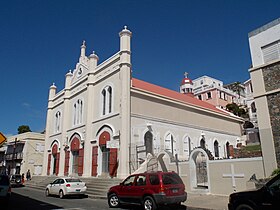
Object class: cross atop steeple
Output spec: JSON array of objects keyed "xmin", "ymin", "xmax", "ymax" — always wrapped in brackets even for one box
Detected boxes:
[{"xmin": 184, "ymin": 72, "xmax": 189, "ymax": 78}]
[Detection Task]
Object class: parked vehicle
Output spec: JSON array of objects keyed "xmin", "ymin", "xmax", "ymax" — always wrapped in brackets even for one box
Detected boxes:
[
  {"xmin": 10, "ymin": 174, "xmax": 23, "ymax": 187},
  {"xmin": 228, "ymin": 173, "xmax": 280, "ymax": 210},
  {"xmin": 45, "ymin": 177, "xmax": 87, "ymax": 199},
  {"xmin": 107, "ymin": 171, "xmax": 187, "ymax": 210},
  {"xmin": 0, "ymin": 174, "xmax": 11, "ymax": 203}
]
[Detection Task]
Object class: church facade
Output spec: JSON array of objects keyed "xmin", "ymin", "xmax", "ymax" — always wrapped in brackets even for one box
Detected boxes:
[{"xmin": 42, "ymin": 27, "xmax": 265, "ymax": 195}]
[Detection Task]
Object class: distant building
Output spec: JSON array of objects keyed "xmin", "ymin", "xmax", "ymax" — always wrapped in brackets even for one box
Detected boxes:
[
  {"xmin": 182, "ymin": 74, "xmax": 260, "ymax": 146},
  {"xmin": 3, "ymin": 132, "xmax": 45, "ymax": 176},
  {"xmin": 248, "ymin": 17, "xmax": 280, "ymax": 176},
  {"xmin": 244, "ymin": 79, "xmax": 257, "ymax": 126},
  {"xmin": 191, "ymin": 75, "xmax": 246, "ymax": 110}
]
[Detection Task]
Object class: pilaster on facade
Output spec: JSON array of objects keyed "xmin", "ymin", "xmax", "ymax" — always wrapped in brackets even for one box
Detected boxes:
[{"xmin": 118, "ymin": 26, "xmax": 132, "ymax": 178}]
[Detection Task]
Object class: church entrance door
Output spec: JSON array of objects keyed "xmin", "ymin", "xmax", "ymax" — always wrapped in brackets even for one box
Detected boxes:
[
  {"xmin": 72, "ymin": 150, "xmax": 79, "ymax": 175},
  {"xmin": 99, "ymin": 131, "xmax": 111, "ymax": 177},
  {"xmin": 52, "ymin": 154, "xmax": 57, "ymax": 175},
  {"xmin": 101, "ymin": 145, "xmax": 109, "ymax": 174}
]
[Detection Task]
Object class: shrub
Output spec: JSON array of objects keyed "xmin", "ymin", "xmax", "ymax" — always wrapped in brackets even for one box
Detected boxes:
[{"xmin": 271, "ymin": 168, "xmax": 280, "ymax": 177}]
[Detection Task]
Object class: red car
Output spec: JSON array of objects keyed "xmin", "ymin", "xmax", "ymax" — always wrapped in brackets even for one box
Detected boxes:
[{"xmin": 107, "ymin": 171, "xmax": 187, "ymax": 210}]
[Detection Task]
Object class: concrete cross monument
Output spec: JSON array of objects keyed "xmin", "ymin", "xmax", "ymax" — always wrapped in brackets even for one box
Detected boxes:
[{"xmin": 223, "ymin": 164, "xmax": 244, "ymax": 191}]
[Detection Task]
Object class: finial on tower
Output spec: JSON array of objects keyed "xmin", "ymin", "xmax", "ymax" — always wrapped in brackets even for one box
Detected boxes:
[
  {"xmin": 119, "ymin": 25, "xmax": 132, "ymax": 37},
  {"xmin": 184, "ymin": 72, "xmax": 189, "ymax": 78},
  {"xmin": 80, "ymin": 40, "xmax": 86, "ymax": 57}
]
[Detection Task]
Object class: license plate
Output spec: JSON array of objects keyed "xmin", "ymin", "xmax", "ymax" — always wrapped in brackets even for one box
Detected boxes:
[
  {"xmin": 76, "ymin": 189, "xmax": 81, "ymax": 192},
  {"xmin": 172, "ymin": 189, "xmax": 178, "ymax": 193}
]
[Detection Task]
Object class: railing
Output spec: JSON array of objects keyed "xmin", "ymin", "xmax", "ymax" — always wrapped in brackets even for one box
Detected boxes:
[{"xmin": 5, "ymin": 152, "xmax": 23, "ymax": 160}]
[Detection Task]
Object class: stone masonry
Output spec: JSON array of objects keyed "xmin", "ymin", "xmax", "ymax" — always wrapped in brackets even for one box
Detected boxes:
[{"xmin": 263, "ymin": 61, "xmax": 280, "ymax": 168}]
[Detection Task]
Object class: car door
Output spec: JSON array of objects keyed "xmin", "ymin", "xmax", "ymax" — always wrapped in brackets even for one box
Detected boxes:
[
  {"xmin": 264, "ymin": 174, "xmax": 280, "ymax": 209},
  {"xmin": 118, "ymin": 175, "xmax": 136, "ymax": 203},
  {"xmin": 132, "ymin": 174, "xmax": 147, "ymax": 204},
  {"xmin": 49, "ymin": 179, "xmax": 60, "ymax": 195},
  {"xmin": 58, "ymin": 179, "xmax": 65, "ymax": 194}
]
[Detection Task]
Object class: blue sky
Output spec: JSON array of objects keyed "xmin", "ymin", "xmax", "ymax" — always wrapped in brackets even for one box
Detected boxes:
[{"xmin": 1, "ymin": 0, "xmax": 280, "ymax": 136}]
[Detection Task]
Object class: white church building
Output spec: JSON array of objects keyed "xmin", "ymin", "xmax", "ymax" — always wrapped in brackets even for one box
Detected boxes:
[{"xmin": 43, "ymin": 27, "xmax": 265, "ymax": 195}]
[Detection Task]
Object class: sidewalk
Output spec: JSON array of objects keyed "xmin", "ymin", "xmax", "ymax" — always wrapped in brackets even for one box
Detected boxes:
[{"xmin": 185, "ymin": 193, "xmax": 228, "ymax": 210}]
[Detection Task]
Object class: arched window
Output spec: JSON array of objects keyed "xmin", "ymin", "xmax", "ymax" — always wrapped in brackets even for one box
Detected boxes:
[
  {"xmin": 200, "ymin": 138, "xmax": 206, "ymax": 149},
  {"xmin": 226, "ymin": 142, "xmax": 230, "ymax": 158},
  {"xmin": 251, "ymin": 102, "xmax": 256, "ymax": 113},
  {"xmin": 79, "ymin": 100, "xmax": 83, "ymax": 124},
  {"xmin": 165, "ymin": 133, "xmax": 176, "ymax": 156},
  {"xmin": 102, "ymin": 89, "xmax": 106, "ymax": 115},
  {"xmin": 54, "ymin": 111, "xmax": 61, "ymax": 133},
  {"xmin": 183, "ymin": 136, "xmax": 191, "ymax": 159},
  {"xmin": 101, "ymin": 86, "xmax": 113, "ymax": 116},
  {"xmin": 214, "ymin": 140, "xmax": 219, "ymax": 157},
  {"xmin": 144, "ymin": 131, "xmax": 153, "ymax": 155},
  {"xmin": 108, "ymin": 86, "xmax": 112, "ymax": 113},
  {"xmin": 73, "ymin": 99, "xmax": 83, "ymax": 126}
]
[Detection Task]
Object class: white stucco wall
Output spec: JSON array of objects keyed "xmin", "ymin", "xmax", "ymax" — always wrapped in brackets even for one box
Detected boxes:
[{"xmin": 249, "ymin": 18, "xmax": 280, "ymax": 67}]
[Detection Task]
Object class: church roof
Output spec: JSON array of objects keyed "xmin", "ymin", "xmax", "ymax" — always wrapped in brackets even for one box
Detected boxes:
[{"xmin": 131, "ymin": 78, "xmax": 228, "ymax": 115}]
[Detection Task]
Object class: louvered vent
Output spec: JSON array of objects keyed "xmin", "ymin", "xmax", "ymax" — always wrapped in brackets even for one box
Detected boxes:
[{"xmin": 262, "ymin": 40, "xmax": 280, "ymax": 63}]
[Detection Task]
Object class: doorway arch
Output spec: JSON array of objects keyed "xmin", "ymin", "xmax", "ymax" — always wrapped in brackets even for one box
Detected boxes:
[
  {"xmin": 47, "ymin": 141, "xmax": 60, "ymax": 176},
  {"xmin": 67, "ymin": 134, "xmax": 84, "ymax": 176},
  {"xmin": 189, "ymin": 148, "xmax": 210, "ymax": 192},
  {"xmin": 94, "ymin": 127, "xmax": 118, "ymax": 178}
]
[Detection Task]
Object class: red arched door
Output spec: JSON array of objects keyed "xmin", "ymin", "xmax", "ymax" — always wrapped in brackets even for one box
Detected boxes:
[
  {"xmin": 69, "ymin": 136, "xmax": 84, "ymax": 176},
  {"xmin": 47, "ymin": 144, "xmax": 59, "ymax": 176},
  {"xmin": 98, "ymin": 131, "xmax": 117, "ymax": 177}
]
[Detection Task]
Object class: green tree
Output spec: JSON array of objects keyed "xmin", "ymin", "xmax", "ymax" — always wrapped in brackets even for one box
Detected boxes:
[
  {"xmin": 231, "ymin": 81, "xmax": 244, "ymax": 99},
  {"xmin": 18, "ymin": 125, "xmax": 31, "ymax": 134},
  {"xmin": 226, "ymin": 103, "xmax": 248, "ymax": 118}
]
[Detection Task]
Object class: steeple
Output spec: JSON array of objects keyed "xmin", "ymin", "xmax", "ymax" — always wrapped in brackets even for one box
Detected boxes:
[{"xmin": 180, "ymin": 72, "xmax": 194, "ymax": 96}]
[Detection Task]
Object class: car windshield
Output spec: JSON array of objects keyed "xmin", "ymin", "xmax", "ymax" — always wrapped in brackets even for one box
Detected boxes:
[
  {"xmin": 0, "ymin": 175, "xmax": 9, "ymax": 185},
  {"xmin": 65, "ymin": 178, "xmax": 81, "ymax": 183},
  {"xmin": 162, "ymin": 173, "xmax": 183, "ymax": 185}
]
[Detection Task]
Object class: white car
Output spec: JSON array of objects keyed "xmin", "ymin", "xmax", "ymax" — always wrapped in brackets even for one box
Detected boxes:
[{"xmin": 45, "ymin": 177, "xmax": 87, "ymax": 199}]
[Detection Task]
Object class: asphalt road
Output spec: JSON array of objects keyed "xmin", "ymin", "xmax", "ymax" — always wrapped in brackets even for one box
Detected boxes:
[{"xmin": 5, "ymin": 186, "xmax": 195, "ymax": 210}]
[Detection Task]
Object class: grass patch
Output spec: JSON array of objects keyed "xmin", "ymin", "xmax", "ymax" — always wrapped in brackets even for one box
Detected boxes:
[{"xmin": 243, "ymin": 144, "xmax": 261, "ymax": 152}]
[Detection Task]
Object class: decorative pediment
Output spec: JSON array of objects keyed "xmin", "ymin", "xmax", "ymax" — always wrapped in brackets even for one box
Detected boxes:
[{"xmin": 71, "ymin": 63, "xmax": 89, "ymax": 84}]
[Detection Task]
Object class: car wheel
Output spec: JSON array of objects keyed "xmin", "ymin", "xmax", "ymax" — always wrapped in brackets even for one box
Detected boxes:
[
  {"xmin": 236, "ymin": 204, "xmax": 254, "ymax": 210},
  {"xmin": 45, "ymin": 189, "xmax": 50, "ymax": 197},
  {"xmin": 143, "ymin": 196, "xmax": 157, "ymax": 210},
  {"xmin": 108, "ymin": 193, "xmax": 120, "ymax": 208},
  {"xmin": 59, "ymin": 190, "xmax": 64, "ymax": 199}
]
